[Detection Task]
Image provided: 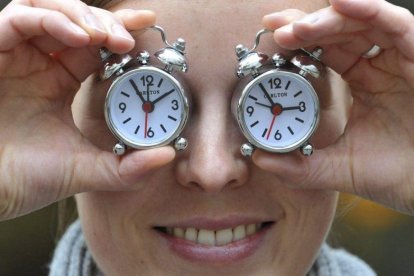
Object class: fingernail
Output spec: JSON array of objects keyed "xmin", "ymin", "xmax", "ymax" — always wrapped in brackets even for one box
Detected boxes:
[
  {"xmin": 69, "ymin": 22, "xmax": 89, "ymax": 37},
  {"xmin": 263, "ymin": 12, "xmax": 282, "ymax": 21},
  {"xmin": 84, "ymin": 13, "xmax": 106, "ymax": 33},
  {"xmin": 297, "ymin": 13, "xmax": 319, "ymax": 24},
  {"xmin": 278, "ymin": 24, "xmax": 293, "ymax": 33},
  {"xmin": 111, "ymin": 24, "xmax": 134, "ymax": 42}
]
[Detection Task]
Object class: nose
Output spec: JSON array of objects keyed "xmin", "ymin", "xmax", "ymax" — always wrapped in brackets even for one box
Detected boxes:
[{"xmin": 175, "ymin": 94, "xmax": 249, "ymax": 193}]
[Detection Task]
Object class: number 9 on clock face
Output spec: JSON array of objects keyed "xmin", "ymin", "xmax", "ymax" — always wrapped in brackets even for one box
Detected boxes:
[
  {"xmin": 105, "ymin": 67, "xmax": 189, "ymax": 149},
  {"xmin": 236, "ymin": 70, "xmax": 319, "ymax": 153}
]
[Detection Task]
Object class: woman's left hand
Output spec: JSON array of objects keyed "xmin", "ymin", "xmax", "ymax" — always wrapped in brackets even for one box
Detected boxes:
[{"xmin": 255, "ymin": 0, "xmax": 414, "ymax": 214}]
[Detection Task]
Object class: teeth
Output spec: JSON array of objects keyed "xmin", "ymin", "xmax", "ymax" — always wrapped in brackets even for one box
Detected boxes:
[
  {"xmin": 198, "ymin": 229, "xmax": 215, "ymax": 246},
  {"xmin": 166, "ymin": 223, "xmax": 264, "ymax": 246},
  {"xmin": 173, "ymin": 227, "xmax": 185, "ymax": 238},
  {"xmin": 246, "ymin": 224, "xmax": 257, "ymax": 235},
  {"xmin": 185, "ymin": 227, "xmax": 197, "ymax": 242},
  {"xmin": 216, "ymin": 228, "xmax": 233, "ymax": 246}
]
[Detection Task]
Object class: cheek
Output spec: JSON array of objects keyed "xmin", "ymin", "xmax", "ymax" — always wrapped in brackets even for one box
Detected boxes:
[
  {"xmin": 276, "ymin": 189, "xmax": 339, "ymax": 273},
  {"xmin": 76, "ymin": 191, "xmax": 158, "ymax": 274}
]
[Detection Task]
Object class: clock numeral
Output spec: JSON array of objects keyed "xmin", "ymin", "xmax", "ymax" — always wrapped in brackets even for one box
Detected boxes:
[
  {"xmin": 147, "ymin": 127, "xmax": 155, "ymax": 138},
  {"xmin": 134, "ymin": 125, "xmax": 140, "ymax": 135},
  {"xmin": 262, "ymin": 128, "xmax": 268, "ymax": 138},
  {"xmin": 168, "ymin": 115, "xmax": 177, "ymax": 122},
  {"xmin": 295, "ymin": 117, "xmax": 304, "ymax": 123},
  {"xmin": 140, "ymin": 75, "xmax": 154, "ymax": 87},
  {"xmin": 246, "ymin": 106, "xmax": 254, "ymax": 117},
  {"xmin": 274, "ymin": 130, "xmax": 282, "ymax": 141},
  {"xmin": 121, "ymin": 91, "xmax": 130, "ymax": 98},
  {"xmin": 285, "ymin": 81, "xmax": 291, "ymax": 91},
  {"xmin": 157, "ymin": 78, "xmax": 164, "ymax": 88},
  {"xmin": 248, "ymin": 95, "xmax": 258, "ymax": 101},
  {"xmin": 294, "ymin": 91, "xmax": 303, "ymax": 98},
  {"xmin": 123, "ymin": 117, "xmax": 131, "ymax": 124},
  {"xmin": 288, "ymin": 126, "xmax": 294, "ymax": 135},
  {"xmin": 250, "ymin": 121, "xmax": 259, "ymax": 128},
  {"xmin": 268, "ymin": 78, "xmax": 282, "ymax": 89},
  {"xmin": 119, "ymin": 102, "xmax": 127, "ymax": 113},
  {"xmin": 160, "ymin": 124, "xmax": 167, "ymax": 133},
  {"xmin": 299, "ymin": 101, "xmax": 306, "ymax": 112},
  {"xmin": 171, "ymin": 99, "xmax": 179, "ymax": 110}
]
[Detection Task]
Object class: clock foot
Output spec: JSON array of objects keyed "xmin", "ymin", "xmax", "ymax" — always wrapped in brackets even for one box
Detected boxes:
[
  {"xmin": 113, "ymin": 142, "xmax": 126, "ymax": 156},
  {"xmin": 300, "ymin": 142, "xmax": 313, "ymax": 156},
  {"xmin": 174, "ymin": 137, "xmax": 188, "ymax": 151},
  {"xmin": 241, "ymin": 143, "xmax": 255, "ymax": 157}
]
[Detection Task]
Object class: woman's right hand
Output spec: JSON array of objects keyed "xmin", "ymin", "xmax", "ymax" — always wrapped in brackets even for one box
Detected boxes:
[{"xmin": 0, "ymin": 0, "xmax": 175, "ymax": 221}]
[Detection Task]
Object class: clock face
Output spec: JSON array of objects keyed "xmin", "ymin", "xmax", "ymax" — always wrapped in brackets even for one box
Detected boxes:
[
  {"xmin": 105, "ymin": 66, "xmax": 188, "ymax": 149},
  {"xmin": 239, "ymin": 70, "xmax": 319, "ymax": 152}
]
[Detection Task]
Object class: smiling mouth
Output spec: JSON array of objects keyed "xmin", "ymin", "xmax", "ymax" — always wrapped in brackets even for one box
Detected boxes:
[{"xmin": 153, "ymin": 221, "xmax": 274, "ymax": 246}]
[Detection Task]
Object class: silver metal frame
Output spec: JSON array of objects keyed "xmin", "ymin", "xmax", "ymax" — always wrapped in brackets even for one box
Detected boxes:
[
  {"xmin": 236, "ymin": 69, "xmax": 320, "ymax": 153},
  {"xmin": 104, "ymin": 66, "xmax": 190, "ymax": 149}
]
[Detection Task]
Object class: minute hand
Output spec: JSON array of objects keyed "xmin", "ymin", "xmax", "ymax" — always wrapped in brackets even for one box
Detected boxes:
[
  {"xmin": 258, "ymin": 83, "xmax": 275, "ymax": 106},
  {"xmin": 282, "ymin": 106, "xmax": 301, "ymax": 111},
  {"xmin": 152, "ymin": 89, "xmax": 175, "ymax": 105}
]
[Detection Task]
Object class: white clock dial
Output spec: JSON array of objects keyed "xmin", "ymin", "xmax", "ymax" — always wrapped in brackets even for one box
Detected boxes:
[
  {"xmin": 105, "ymin": 66, "xmax": 188, "ymax": 149},
  {"xmin": 239, "ymin": 70, "xmax": 319, "ymax": 152}
]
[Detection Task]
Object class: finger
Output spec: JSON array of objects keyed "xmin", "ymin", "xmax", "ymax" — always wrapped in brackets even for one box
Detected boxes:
[
  {"xmin": 91, "ymin": 8, "xmax": 156, "ymax": 54},
  {"xmin": 24, "ymin": 0, "xmax": 107, "ymax": 45},
  {"xmin": 56, "ymin": 9, "xmax": 156, "ymax": 82},
  {"xmin": 114, "ymin": 9, "xmax": 156, "ymax": 31},
  {"xmin": 271, "ymin": 6, "xmax": 370, "ymax": 53},
  {"xmin": 262, "ymin": 9, "xmax": 307, "ymax": 30},
  {"xmin": 29, "ymin": 36, "xmax": 68, "ymax": 54},
  {"xmin": 252, "ymin": 144, "xmax": 354, "ymax": 194},
  {"xmin": 269, "ymin": 6, "xmax": 395, "ymax": 75},
  {"xmin": 0, "ymin": 5, "xmax": 90, "ymax": 51},
  {"xmin": 73, "ymin": 146, "xmax": 176, "ymax": 192},
  {"xmin": 331, "ymin": 0, "xmax": 414, "ymax": 59}
]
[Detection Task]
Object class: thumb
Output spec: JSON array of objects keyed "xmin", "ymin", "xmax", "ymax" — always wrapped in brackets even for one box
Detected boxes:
[
  {"xmin": 72, "ymin": 146, "xmax": 176, "ymax": 193},
  {"xmin": 252, "ymin": 143, "xmax": 354, "ymax": 192}
]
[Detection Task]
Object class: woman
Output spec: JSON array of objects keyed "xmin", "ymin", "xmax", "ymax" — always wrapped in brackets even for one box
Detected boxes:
[{"xmin": 0, "ymin": 0, "xmax": 412, "ymax": 274}]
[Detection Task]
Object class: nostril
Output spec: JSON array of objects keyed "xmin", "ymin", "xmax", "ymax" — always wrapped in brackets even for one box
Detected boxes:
[{"xmin": 186, "ymin": 181, "xmax": 205, "ymax": 192}]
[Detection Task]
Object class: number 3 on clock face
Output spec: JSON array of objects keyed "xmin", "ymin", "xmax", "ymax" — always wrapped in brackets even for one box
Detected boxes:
[
  {"xmin": 105, "ymin": 66, "xmax": 189, "ymax": 149},
  {"xmin": 238, "ymin": 70, "xmax": 319, "ymax": 153}
]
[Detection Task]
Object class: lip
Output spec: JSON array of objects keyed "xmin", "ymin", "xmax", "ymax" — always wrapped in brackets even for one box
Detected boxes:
[{"xmin": 153, "ymin": 217, "xmax": 275, "ymax": 264}]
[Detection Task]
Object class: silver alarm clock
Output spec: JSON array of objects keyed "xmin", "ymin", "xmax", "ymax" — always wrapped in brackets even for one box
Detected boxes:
[
  {"xmin": 231, "ymin": 29, "xmax": 324, "ymax": 157},
  {"xmin": 100, "ymin": 26, "xmax": 190, "ymax": 155}
]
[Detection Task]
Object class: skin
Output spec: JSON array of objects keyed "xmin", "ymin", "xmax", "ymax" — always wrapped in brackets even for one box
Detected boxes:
[
  {"xmin": 74, "ymin": 0, "xmax": 343, "ymax": 275},
  {"xmin": 0, "ymin": 0, "xmax": 413, "ymax": 274}
]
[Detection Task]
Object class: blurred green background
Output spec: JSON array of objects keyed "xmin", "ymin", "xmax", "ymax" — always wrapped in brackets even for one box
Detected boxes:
[{"xmin": 1, "ymin": 0, "xmax": 414, "ymax": 275}]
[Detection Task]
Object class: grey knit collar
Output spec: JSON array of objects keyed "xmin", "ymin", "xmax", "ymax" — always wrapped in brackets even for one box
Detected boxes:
[{"xmin": 49, "ymin": 220, "xmax": 376, "ymax": 276}]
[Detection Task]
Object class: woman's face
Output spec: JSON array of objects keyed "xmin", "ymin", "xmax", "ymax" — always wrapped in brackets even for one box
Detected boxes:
[{"xmin": 75, "ymin": 0, "xmax": 348, "ymax": 275}]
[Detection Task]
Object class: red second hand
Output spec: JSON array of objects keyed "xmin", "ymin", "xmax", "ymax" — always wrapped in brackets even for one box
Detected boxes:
[
  {"xmin": 266, "ymin": 114, "xmax": 277, "ymax": 140},
  {"xmin": 144, "ymin": 111, "xmax": 148, "ymax": 138}
]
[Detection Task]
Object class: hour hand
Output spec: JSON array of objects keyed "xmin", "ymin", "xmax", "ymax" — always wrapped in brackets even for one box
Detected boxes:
[
  {"xmin": 258, "ymin": 83, "xmax": 275, "ymax": 106},
  {"xmin": 282, "ymin": 106, "xmax": 300, "ymax": 111},
  {"xmin": 129, "ymin": 79, "xmax": 145, "ymax": 103}
]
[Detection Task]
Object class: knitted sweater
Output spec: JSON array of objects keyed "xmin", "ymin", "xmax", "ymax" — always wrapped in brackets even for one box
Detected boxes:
[{"xmin": 49, "ymin": 220, "xmax": 376, "ymax": 276}]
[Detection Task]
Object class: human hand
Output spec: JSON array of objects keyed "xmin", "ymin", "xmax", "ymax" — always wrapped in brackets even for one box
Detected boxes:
[
  {"xmin": 0, "ymin": 0, "xmax": 175, "ymax": 220},
  {"xmin": 255, "ymin": 0, "xmax": 414, "ymax": 214}
]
